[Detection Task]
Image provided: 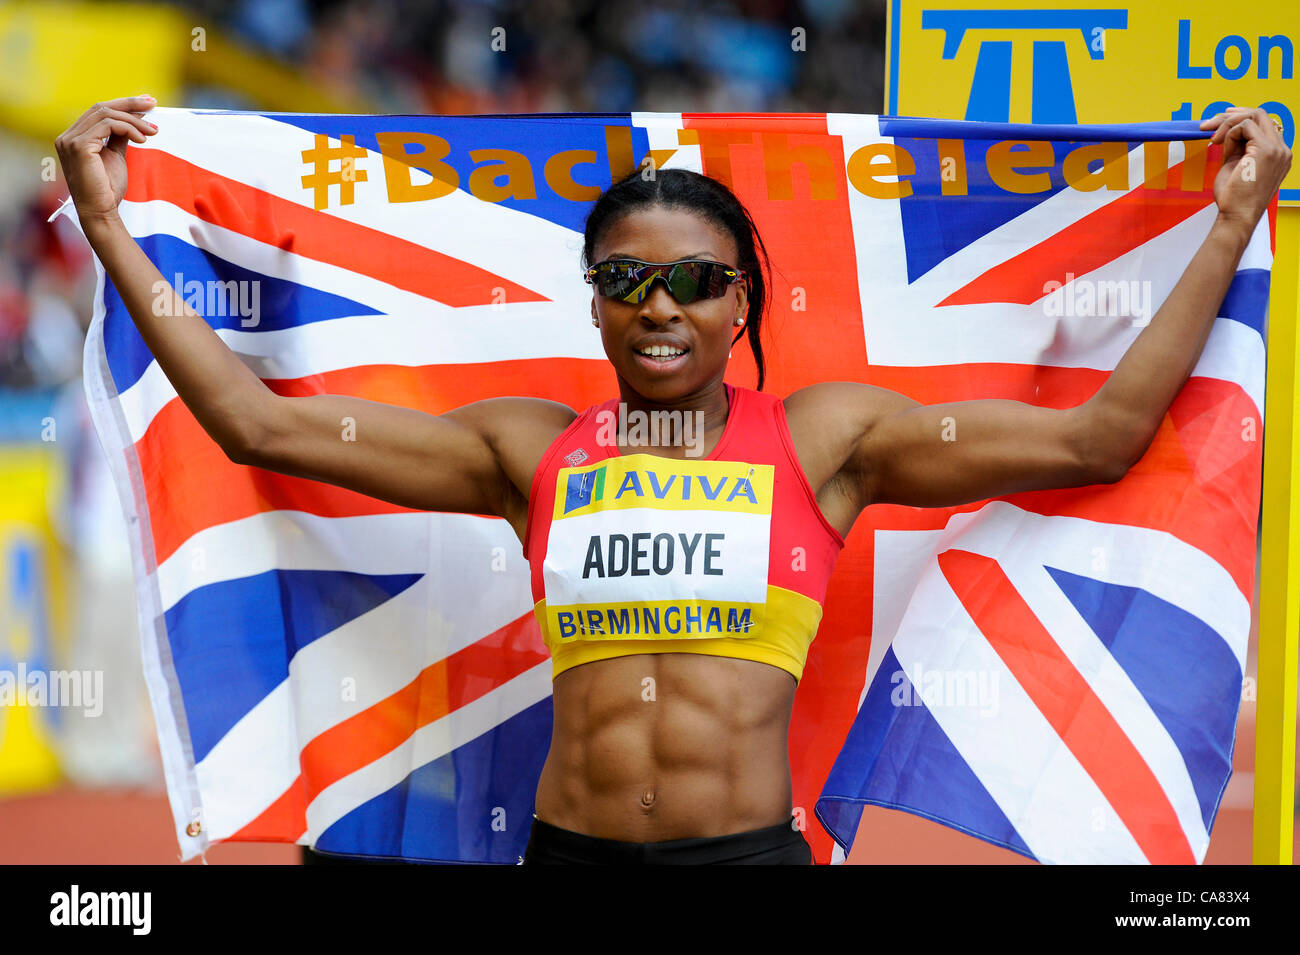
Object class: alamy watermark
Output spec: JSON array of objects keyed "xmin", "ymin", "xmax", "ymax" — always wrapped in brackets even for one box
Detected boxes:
[
  {"xmin": 50, "ymin": 885, "xmax": 150, "ymax": 934},
  {"xmin": 594, "ymin": 402, "xmax": 704, "ymax": 457},
  {"xmin": 153, "ymin": 275, "xmax": 261, "ymax": 327},
  {"xmin": 890, "ymin": 662, "xmax": 1000, "ymax": 718},
  {"xmin": 1042, "ymin": 273, "xmax": 1153, "ymax": 327},
  {"xmin": 0, "ymin": 663, "xmax": 103, "ymax": 717}
]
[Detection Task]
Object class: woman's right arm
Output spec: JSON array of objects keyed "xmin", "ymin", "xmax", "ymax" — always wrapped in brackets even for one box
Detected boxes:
[{"xmin": 57, "ymin": 97, "xmax": 574, "ymax": 533}]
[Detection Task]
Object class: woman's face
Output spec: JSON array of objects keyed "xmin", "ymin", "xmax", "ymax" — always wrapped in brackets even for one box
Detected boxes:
[{"xmin": 589, "ymin": 205, "xmax": 748, "ymax": 404}]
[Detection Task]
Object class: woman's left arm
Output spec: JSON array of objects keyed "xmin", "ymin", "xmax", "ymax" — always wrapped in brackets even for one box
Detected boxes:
[{"xmin": 846, "ymin": 107, "xmax": 1291, "ymax": 510}]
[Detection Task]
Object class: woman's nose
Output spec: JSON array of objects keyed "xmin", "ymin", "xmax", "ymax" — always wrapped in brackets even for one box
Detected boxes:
[{"xmin": 636, "ymin": 280, "xmax": 682, "ymax": 323}]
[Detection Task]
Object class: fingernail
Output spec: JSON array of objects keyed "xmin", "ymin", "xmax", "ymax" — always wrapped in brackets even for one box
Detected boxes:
[
  {"xmin": 149, "ymin": 122, "xmax": 158, "ymax": 130},
  {"xmin": 140, "ymin": 93, "xmax": 155, "ymax": 101}
]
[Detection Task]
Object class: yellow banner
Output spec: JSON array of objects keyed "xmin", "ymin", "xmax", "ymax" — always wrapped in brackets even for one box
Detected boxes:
[
  {"xmin": 0, "ymin": 446, "xmax": 69, "ymax": 795},
  {"xmin": 886, "ymin": 0, "xmax": 1299, "ymax": 203},
  {"xmin": 0, "ymin": 2, "xmax": 184, "ymax": 143}
]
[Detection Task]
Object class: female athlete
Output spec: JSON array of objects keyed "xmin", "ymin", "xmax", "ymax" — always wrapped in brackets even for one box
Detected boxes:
[{"xmin": 56, "ymin": 98, "xmax": 1290, "ymax": 864}]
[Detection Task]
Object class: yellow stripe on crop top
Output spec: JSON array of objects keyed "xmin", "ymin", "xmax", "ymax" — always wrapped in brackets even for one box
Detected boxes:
[{"xmin": 535, "ymin": 583, "xmax": 824, "ymax": 681}]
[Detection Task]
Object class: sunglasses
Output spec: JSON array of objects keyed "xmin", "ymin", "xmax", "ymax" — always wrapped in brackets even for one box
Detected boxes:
[{"xmin": 585, "ymin": 258, "xmax": 747, "ymax": 304}]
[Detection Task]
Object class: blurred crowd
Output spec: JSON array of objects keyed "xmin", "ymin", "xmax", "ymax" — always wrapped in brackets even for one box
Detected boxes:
[{"xmin": 206, "ymin": 0, "xmax": 886, "ymax": 115}]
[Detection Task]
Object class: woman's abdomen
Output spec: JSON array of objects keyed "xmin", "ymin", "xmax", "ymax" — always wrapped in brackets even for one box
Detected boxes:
[{"xmin": 535, "ymin": 652, "xmax": 797, "ymax": 842}]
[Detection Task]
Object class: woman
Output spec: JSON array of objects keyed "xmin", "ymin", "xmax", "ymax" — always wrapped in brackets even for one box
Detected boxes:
[{"xmin": 56, "ymin": 98, "xmax": 1289, "ymax": 864}]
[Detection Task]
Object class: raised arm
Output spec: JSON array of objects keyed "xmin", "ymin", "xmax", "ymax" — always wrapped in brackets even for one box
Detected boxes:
[
  {"xmin": 57, "ymin": 97, "xmax": 573, "ymax": 537},
  {"xmin": 791, "ymin": 107, "xmax": 1290, "ymax": 520}
]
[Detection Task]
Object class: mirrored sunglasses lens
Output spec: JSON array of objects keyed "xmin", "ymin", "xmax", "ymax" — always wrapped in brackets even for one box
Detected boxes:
[
  {"xmin": 668, "ymin": 263, "xmax": 703, "ymax": 303},
  {"xmin": 597, "ymin": 263, "xmax": 638, "ymax": 298}
]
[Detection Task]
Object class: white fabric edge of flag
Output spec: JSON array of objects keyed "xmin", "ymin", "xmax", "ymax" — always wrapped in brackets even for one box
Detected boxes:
[{"xmin": 71, "ymin": 204, "xmax": 211, "ymax": 862}]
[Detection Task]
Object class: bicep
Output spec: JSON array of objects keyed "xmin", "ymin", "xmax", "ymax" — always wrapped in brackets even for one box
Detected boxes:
[
  {"xmin": 249, "ymin": 394, "xmax": 563, "ymax": 517},
  {"xmin": 855, "ymin": 396, "xmax": 1104, "ymax": 509}
]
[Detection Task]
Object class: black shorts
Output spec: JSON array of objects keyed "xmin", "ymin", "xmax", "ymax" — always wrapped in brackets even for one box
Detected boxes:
[{"xmin": 522, "ymin": 815, "xmax": 814, "ymax": 865}]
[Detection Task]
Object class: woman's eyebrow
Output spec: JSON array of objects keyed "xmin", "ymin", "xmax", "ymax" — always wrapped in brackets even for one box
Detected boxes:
[{"xmin": 604, "ymin": 251, "xmax": 718, "ymax": 260}]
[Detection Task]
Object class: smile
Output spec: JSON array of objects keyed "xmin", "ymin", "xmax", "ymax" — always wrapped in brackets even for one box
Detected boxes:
[{"xmin": 634, "ymin": 344, "xmax": 689, "ymax": 360}]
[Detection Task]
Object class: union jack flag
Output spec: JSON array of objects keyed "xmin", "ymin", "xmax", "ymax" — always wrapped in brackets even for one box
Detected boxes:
[{"xmin": 70, "ymin": 109, "xmax": 1270, "ymax": 864}]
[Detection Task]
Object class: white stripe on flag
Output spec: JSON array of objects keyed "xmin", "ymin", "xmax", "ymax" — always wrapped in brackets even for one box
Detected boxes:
[
  {"xmin": 156, "ymin": 509, "xmax": 528, "ymax": 618},
  {"xmin": 630, "ymin": 113, "xmax": 702, "ymax": 172}
]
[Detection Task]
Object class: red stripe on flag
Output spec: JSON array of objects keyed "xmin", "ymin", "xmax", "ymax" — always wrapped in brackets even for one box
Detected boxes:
[
  {"xmin": 939, "ymin": 148, "xmax": 1220, "ymax": 307},
  {"xmin": 230, "ymin": 611, "xmax": 548, "ymax": 843},
  {"xmin": 137, "ymin": 358, "xmax": 615, "ymax": 564},
  {"xmin": 937, "ymin": 549, "xmax": 1197, "ymax": 864},
  {"xmin": 227, "ymin": 781, "xmax": 307, "ymax": 844},
  {"xmin": 125, "ymin": 148, "xmax": 547, "ymax": 308},
  {"xmin": 683, "ymin": 112, "xmax": 872, "ymax": 392}
]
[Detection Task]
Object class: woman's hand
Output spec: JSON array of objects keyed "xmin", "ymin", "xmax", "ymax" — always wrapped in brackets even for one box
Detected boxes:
[
  {"xmin": 1201, "ymin": 106, "xmax": 1292, "ymax": 234},
  {"xmin": 54, "ymin": 96, "xmax": 158, "ymax": 225}
]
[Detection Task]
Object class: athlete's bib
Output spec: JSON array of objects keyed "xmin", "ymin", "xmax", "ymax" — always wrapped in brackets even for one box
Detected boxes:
[
  {"xmin": 542, "ymin": 454, "xmax": 774, "ymax": 644},
  {"xmin": 523, "ymin": 386, "xmax": 844, "ymax": 681}
]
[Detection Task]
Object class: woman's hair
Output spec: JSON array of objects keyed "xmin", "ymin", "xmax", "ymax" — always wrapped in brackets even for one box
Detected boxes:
[{"xmin": 581, "ymin": 168, "xmax": 773, "ymax": 390}]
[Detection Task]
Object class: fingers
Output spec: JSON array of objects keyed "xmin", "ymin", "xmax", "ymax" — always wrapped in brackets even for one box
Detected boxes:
[
  {"xmin": 106, "ymin": 131, "xmax": 131, "ymax": 160},
  {"xmin": 1201, "ymin": 106, "xmax": 1285, "ymax": 146},
  {"xmin": 1201, "ymin": 106, "xmax": 1251, "ymax": 141},
  {"xmin": 99, "ymin": 94, "xmax": 156, "ymax": 114},
  {"xmin": 1221, "ymin": 116, "xmax": 1267, "ymax": 160},
  {"xmin": 96, "ymin": 115, "xmax": 152, "ymax": 144},
  {"xmin": 1222, "ymin": 110, "xmax": 1290, "ymax": 170},
  {"xmin": 56, "ymin": 98, "xmax": 157, "ymax": 150},
  {"xmin": 57, "ymin": 108, "xmax": 157, "ymax": 160}
]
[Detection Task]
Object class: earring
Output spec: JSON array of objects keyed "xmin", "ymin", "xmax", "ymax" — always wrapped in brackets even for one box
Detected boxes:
[
  {"xmin": 733, "ymin": 317, "xmax": 745, "ymax": 327},
  {"xmin": 592, "ymin": 317, "xmax": 599, "ymax": 327}
]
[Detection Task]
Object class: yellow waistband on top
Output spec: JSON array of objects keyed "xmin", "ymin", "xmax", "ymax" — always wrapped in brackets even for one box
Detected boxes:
[{"xmin": 535, "ymin": 584, "xmax": 825, "ymax": 682}]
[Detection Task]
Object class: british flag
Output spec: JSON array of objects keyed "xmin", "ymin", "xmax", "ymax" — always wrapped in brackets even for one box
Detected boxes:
[{"xmin": 70, "ymin": 109, "xmax": 1270, "ymax": 864}]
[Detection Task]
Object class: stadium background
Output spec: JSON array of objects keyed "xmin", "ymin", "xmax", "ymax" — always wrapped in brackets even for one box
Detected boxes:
[{"xmin": 0, "ymin": 0, "xmax": 1291, "ymax": 864}]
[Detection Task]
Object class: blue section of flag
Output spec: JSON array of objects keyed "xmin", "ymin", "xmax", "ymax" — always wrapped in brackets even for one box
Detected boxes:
[
  {"xmin": 1218, "ymin": 268, "xmax": 1269, "ymax": 339},
  {"xmin": 892, "ymin": 137, "xmax": 1078, "ymax": 283},
  {"xmin": 104, "ymin": 234, "xmax": 382, "ymax": 394},
  {"xmin": 816, "ymin": 647, "xmax": 1034, "ymax": 860},
  {"xmin": 1046, "ymin": 566, "xmax": 1240, "ymax": 830},
  {"xmin": 258, "ymin": 112, "xmax": 649, "ymax": 234},
  {"xmin": 314, "ymin": 696, "xmax": 553, "ymax": 863},
  {"xmin": 878, "ymin": 117, "xmax": 1209, "ymax": 143},
  {"xmin": 166, "ymin": 569, "xmax": 421, "ymax": 764}
]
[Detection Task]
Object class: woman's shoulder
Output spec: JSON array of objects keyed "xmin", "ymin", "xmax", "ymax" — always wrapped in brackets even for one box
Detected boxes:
[
  {"xmin": 778, "ymin": 381, "xmax": 914, "ymax": 493},
  {"xmin": 781, "ymin": 380, "xmax": 913, "ymax": 431}
]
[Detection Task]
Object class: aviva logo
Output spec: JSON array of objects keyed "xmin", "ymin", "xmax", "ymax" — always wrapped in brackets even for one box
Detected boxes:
[
  {"xmin": 556, "ymin": 454, "xmax": 774, "ymax": 518},
  {"xmin": 563, "ymin": 463, "xmax": 607, "ymax": 514}
]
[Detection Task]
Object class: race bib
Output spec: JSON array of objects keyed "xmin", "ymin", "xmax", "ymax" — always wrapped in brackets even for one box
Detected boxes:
[{"xmin": 542, "ymin": 454, "xmax": 774, "ymax": 641}]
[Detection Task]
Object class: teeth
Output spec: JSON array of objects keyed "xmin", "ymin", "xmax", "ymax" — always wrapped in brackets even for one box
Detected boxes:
[{"xmin": 639, "ymin": 344, "xmax": 684, "ymax": 358}]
